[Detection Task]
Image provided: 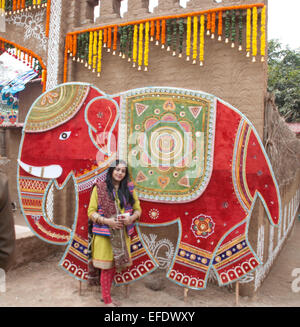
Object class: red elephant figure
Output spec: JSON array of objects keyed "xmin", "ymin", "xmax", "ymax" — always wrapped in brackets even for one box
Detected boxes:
[{"xmin": 18, "ymin": 83, "xmax": 281, "ymax": 289}]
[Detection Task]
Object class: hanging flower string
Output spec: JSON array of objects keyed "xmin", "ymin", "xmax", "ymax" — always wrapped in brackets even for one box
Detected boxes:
[
  {"xmin": 64, "ymin": 3, "xmax": 266, "ymax": 82},
  {"xmin": 186, "ymin": 15, "xmax": 191, "ymax": 61},
  {"xmin": 260, "ymin": 5, "xmax": 266, "ymax": 62},
  {"xmin": 252, "ymin": 6, "xmax": 258, "ymax": 62},
  {"xmin": 144, "ymin": 21, "xmax": 149, "ymax": 71},
  {"xmin": 217, "ymin": 10, "xmax": 222, "ymax": 41},
  {"xmin": 192, "ymin": 15, "xmax": 198, "ymax": 64},
  {"xmin": 199, "ymin": 14, "xmax": 205, "ymax": 66},
  {"xmin": 246, "ymin": 8, "xmax": 251, "ymax": 57}
]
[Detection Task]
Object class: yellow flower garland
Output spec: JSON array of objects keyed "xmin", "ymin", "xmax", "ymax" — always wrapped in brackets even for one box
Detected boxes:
[
  {"xmin": 144, "ymin": 21, "xmax": 149, "ymax": 71},
  {"xmin": 199, "ymin": 14, "xmax": 205, "ymax": 65},
  {"xmin": 252, "ymin": 6, "xmax": 257, "ymax": 61},
  {"xmin": 138, "ymin": 23, "xmax": 144, "ymax": 70},
  {"xmin": 97, "ymin": 30, "xmax": 103, "ymax": 76},
  {"xmin": 92, "ymin": 31, "xmax": 98, "ymax": 71},
  {"xmin": 88, "ymin": 31, "xmax": 93, "ymax": 68},
  {"xmin": 186, "ymin": 16, "xmax": 191, "ymax": 61},
  {"xmin": 0, "ymin": 0, "xmax": 5, "ymax": 14},
  {"xmin": 132, "ymin": 24, "xmax": 138, "ymax": 67},
  {"xmin": 246, "ymin": 8, "xmax": 251, "ymax": 57},
  {"xmin": 260, "ymin": 5, "xmax": 266, "ymax": 61},
  {"xmin": 193, "ymin": 15, "xmax": 198, "ymax": 64}
]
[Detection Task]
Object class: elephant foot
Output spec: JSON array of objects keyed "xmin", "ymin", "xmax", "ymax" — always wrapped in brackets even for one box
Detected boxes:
[
  {"xmin": 60, "ymin": 234, "xmax": 89, "ymax": 281},
  {"xmin": 212, "ymin": 235, "xmax": 261, "ymax": 286},
  {"xmin": 166, "ymin": 242, "xmax": 212, "ymax": 290},
  {"xmin": 114, "ymin": 233, "xmax": 159, "ymax": 285}
]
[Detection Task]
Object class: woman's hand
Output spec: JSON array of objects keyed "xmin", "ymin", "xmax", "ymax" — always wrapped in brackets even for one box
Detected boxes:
[
  {"xmin": 121, "ymin": 215, "xmax": 134, "ymax": 226},
  {"xmin": 106, "ymin": 217, "xmax": 123, "ymax": 230}
]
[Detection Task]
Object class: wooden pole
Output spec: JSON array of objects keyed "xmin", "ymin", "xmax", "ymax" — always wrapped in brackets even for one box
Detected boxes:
[
  {"xmin": 235, "ymin": 281, "xmax": 239, "ymax": 306},
  {"xmin": 184, "ymin": 287, "xmax": 189, "ymax": 302},
  {"xmin": 125, "ymin": 284, "xmax": 130, "ymax": 298},
  {"xmin": 79, "ymin": 280, "xmax": 82, "ymax": 296}
]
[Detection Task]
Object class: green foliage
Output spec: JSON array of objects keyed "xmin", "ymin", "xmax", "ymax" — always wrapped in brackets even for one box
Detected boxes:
[{"xmin": 268, "ymin": 39, "xmax": 300, "ymax": 122}]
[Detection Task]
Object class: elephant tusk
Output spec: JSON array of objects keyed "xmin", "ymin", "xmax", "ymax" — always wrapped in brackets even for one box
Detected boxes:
[{"xmin": 18, "ymin": 159, "xmax": 63, "ymax": 179}]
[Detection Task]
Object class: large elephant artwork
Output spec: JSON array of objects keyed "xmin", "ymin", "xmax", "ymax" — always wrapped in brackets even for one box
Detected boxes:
[{"xmin": 17, "ymin": 83, "xmax": 281, "ymax": 290}]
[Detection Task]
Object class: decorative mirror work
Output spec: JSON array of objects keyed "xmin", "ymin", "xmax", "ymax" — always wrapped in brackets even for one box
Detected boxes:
[
  {"xmin": 18, "ymin": 83, "xmax": 281, "ymax": 290},
  {"xmin": 64, "ymin": 3, "xmax": 266, "ymax": 80}
]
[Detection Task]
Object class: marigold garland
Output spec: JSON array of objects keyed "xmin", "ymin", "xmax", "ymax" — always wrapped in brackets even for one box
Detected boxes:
[
  {"xmin": 155, "ymin": 19, "xmax": 160, "ymax": 44},
  {"xmin": 138, "ymin": 23, "xmax": 143, "ymax": 70},
  {"xmin": 107, "ymin": 27, "xmax": 112, "ymax": 51},
  {"xmin": 206, "ymin": 12, "xmax": 211, "ymax": 36},
  {"xmin": 64, "ymin": 3, "xmax": 267, "ymax": 80},
  {"xmin": 218, "ymin": 10, "xmax": 222, "ymax": 41},
  {"xmin": 132, "ymin": 24, "xmax": 138, "ymax": 67},
  {"xmin": 199, "ymin": 14, "xmax": 205, "ymax": 65},
  {"xmin": 0, "ymin": 36, "xmax": 46, "ymax": 90},
  {"xmin": 246, "ymin": 8, "xmax": 251, "ymax": 57},
  {"xmin": 103, "ymin": 28, "xmax": 107, "ymax": 47},
  {"xmin": 113, "ymin": 26, "xmax": 118, "ymax": 54},
  {"xmin": 252, "ymin": 6, "xmax": 257, "ymax": 61},
  {"xmin": 192, "ymin": 15, "xmax": 198, "ymax": 64},
  {"xmin": 97, "ymin": 30, "xmax": 102, "ymax": 76},
  {"xmin": 260, "ymin": 5, "xmax": 266, "ymax": 61},
  {"xmin": 161, "ymin": 19, "xmax": 166, "ymax": 48},
  {"xmin": 92, "ymin": 31, "xmax": 97, "ymax": 71},
  {"xmin": 186, "ymin": 16, "xmax": 191, "ymax": 61},
  {"xmin": 144, "ymin": 21, "xmax": 149, "ymax": 70},
  {"xmin": 88, "ymin": 31, "xmax": 93, "ymax": 68},
  {"xmin": 150, "ymin": 20, "xmax": 155, "ymax": 41},
  {"xmin": 211, "ymin": 11, "xmax": 216, "ymax": 39}
]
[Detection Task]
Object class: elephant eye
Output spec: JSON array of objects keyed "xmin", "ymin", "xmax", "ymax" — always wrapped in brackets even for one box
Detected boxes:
[{"xmin": 59, "ymin": 131, "xmax": 71, "ymax": 140}]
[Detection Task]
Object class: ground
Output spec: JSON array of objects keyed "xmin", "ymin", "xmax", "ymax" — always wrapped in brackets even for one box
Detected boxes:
[{"xmin": 1, "ymin": 219, "xmax": 300, "ymax": 308}]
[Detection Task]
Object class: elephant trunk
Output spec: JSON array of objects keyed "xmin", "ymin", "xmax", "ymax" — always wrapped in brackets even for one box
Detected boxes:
[{"xmin": 18, "ymin": 164, "xmax": 71, "ymax": 245}]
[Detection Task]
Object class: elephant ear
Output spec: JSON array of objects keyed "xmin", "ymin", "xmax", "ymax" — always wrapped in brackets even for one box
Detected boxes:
[
  {"xmin": 85, "ymin": 96, "xmax": 119, "ymax": 158},
  {"xmin": 25, "ymin": 83, "xmax": 90, "ymax": 132}
]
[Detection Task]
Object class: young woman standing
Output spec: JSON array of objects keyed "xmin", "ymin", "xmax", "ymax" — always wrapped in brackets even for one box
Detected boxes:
[{"xmin": 88, "ymin": 160, "xmax": 141, "ymax": 306}]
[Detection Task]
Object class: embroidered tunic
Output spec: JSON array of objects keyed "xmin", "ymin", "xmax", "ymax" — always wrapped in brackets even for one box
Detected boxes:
[{"xmin": 88, "ymin": 185, "xmax": 141, "ymax": 269}]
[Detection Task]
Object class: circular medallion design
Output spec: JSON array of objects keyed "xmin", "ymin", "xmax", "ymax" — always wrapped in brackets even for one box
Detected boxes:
[{"xmin": 191, "ymin": 214, "xmax": 215, "ymax": 239}]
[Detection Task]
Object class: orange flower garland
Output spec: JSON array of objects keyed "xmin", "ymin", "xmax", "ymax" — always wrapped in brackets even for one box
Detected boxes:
[
  {"xmin": 218, "ymin": 11, "xmax": 223, "ymax": 41},
  {"xmin": 63, "ymin": 3, "xmax": 266, "ymax": 81},
  {"xmin": 0, "ymin": 36, "xmax": 46, "ymax": 91},
  {"xmin": 155, "ymin": 19, "xmax": 160, "ymax": 45}
]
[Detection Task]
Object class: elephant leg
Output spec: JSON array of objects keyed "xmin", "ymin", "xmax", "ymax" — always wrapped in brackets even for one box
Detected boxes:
[
  {"xmin": 166, "ymin": 241, "xmax": 213, "ymax": 290},
  {"xmin": 60, "ymin": 233, "xmax": 89, "ymax": 281},
  {"xmin": 114, "ymin": 229, "xmax": 159, "ymax": 285},
  {"xmin": 212, "ymin": 221, "xmax": 261, "ymax": 286}
]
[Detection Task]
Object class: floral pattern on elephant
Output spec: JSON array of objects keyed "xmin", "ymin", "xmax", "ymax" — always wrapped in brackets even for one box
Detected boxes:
[{"xmin": 18, "ymin": 83, "xmax": 281, "ymax": 289}]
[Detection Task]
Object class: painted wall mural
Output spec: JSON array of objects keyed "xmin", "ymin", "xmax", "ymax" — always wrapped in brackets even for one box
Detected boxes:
[{"xmin": 17, "ymin": 83, "xmax": 281, "ymax": 290}]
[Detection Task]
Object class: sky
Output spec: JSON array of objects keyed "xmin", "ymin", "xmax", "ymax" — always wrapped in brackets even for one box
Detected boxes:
[{"xmin": 118, "ymin": 0, "xmax": 299, "ymax": 50}]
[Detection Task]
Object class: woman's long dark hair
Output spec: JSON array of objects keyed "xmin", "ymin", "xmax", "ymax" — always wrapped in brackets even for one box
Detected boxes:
[{"xmin": 105, "ymin": 159, "xmax": 134, "ymax": 209}]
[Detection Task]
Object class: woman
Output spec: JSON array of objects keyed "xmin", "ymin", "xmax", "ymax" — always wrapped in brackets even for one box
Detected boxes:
[{"xmin": 88, "ymin": 159, "xmax": 141, "ymax": 306}]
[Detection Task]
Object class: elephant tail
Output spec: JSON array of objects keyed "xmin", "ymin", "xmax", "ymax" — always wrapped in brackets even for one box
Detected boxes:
[{"xmin": 232, "ymin": 119, "xmax": 281, "ymax": 226}]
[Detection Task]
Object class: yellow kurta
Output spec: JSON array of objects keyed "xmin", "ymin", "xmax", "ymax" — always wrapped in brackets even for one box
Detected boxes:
[{"xmin": 88, "ymin": 186, "xmax": 141, "ymax": 269}]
